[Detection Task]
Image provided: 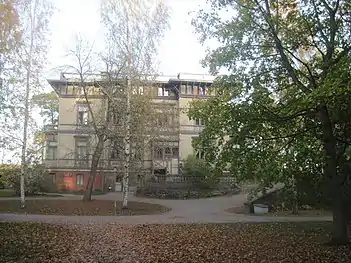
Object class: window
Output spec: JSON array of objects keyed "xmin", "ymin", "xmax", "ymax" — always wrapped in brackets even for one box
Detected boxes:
[
  {"xmin": 186, "ymin": 84, "xmax": 193, "ymax": 95},
  {"xmin": 110, "ymin": 141, "xmax": 122, "ymax": 160},
  {"xmin": 198, "ymin": 86, "xmax": 206, "ymax": 95},
  {"xmin": 77, "ymin": 105, "xmax": 88, "ymax": 125},
  {"xmin": 195, "ymin": 119, "xmax": 205, "ymax": 126},
  {"xmin": 76, "ymin": 174, "xmax": 84, "ymax": 188},
  {"xmin": 154, "ymin": 146, "xmax": 163, "ymax": 159},
  {"xmin": 76, "ymin": 140, "xmax": 88, "ymax": 159},
  {"xmin": 196, "ymin": 150, "xmax": 205, "ymax": 160},
  {"xmin": 153, "ymin": 146, "xmax": 179, "ymax": 159},
  {"xmin": 46, "ymin": 146, "xmax": 57, "ymax": 160},
  {"xmin": 49, "ymin": 173, "xmax": 56, "ymax": 183},
  {"xmin": 132, "ymin": 86, "xmax": 144, "ymax": 95},
  {"xmin": 164, "ymin": 147, "xmax": 172, "ymax": 157},
  {"xmin": 158, "ymin": 87, "xmax": 169, "ymax": 96},
  {"xmin": 192, "ymin": 137, "xmax": 205, "ymax": 159},
  {"xmin": 172, "ymin": 147, "xmax": 179, "ymax": 158}
]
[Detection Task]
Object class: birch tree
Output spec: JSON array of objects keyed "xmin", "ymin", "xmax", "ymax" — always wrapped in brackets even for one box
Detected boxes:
[
  {"xmin": 0, "ymin": 0, "xmax": 20, "ymax": 94},
  {"xmin": 0, "ymin": 0, "xmax": 21, "ymax": 160},
  {"xmin": 101, "ymin": 0, "xmax": 169, "ymax": 209},
  {"xmin": 62, "ymin": 37, "xmax": 122, "ymax": 202},
  {"xmin": 63, "ymin": 36, "xmax": 159, "ymax": 202},
  {"xmin": 4, "ymin": 0, "xmax": 53, "ymax": 208}
]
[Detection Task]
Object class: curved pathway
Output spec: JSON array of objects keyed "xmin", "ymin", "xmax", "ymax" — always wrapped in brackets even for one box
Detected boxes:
[{"xmin": 0, "ymin": 192, "xmax": 332, "ymax": 225}]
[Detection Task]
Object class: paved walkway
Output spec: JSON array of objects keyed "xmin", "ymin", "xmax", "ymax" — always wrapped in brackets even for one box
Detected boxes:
[{"xmin": 0, "ymin": 192, "xmax": 332, "ymax": 225}]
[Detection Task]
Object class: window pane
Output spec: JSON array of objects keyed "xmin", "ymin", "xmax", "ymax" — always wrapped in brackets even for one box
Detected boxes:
[
  {"xmin": 172, "ymin": 147, "xmax": 179, "ymax": 158},
  {"xmin": 46, "ymin": 146, "xmax": 57, "ymax": 160},
  {"xmin": 164, "ymin": 88, "xmax": 169, "ymax": 96},
  {"xmin": 165, "ymin": 147, "xmax": 171, "ymax": 156},
  {"xmin": 186, "ymin": 85, "xmax": 193, "ymax": 94},
  {"xmin": 154, "ymin": 147, "xmax": 163, "ymax": 159},
  {"xmin": 158, "ymin": 87, "xmax": 163, "ymax": 96},
  {"xmin": 76, "ymin": 174, "xmax": 84, "ymax": 187}
]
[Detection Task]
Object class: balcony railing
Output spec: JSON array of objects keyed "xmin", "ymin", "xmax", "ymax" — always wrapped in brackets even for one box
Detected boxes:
[
  {"xmin": 180, "ymin": 125, "xmax": 205, "ymax": 134},
  {"xmin": 44, "ymin": 158, "xmax": 153, "ymax": 170}
]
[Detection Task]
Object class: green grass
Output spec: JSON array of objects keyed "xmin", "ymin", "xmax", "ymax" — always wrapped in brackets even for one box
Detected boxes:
[
  {"xmin": 0, "ymin": 190, "xmax": 62, "ymax": 198},
  {"xmin": 0, "ymin": 199, "xmax": 170, "ymax": 216},
  {"xmin": 70, "ymin": 190, "xmax": 107, "ymax": 195},
  {"xmin": 0, "ymin": 189, "xmax": 15, "ymax": 197}
]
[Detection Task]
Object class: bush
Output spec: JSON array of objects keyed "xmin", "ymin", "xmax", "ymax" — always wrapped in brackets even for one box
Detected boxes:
[
  {"xmin": 0, "ymin": 164, "xmax": 56, "ymax": 195},
  {"xmin": 182, "ymin": 155, "xmax": 218, "ymax": 190}
]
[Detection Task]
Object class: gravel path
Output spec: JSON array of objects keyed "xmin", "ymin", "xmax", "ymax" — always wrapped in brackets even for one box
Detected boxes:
[{"xmin": 0, "ymin": 192, "xmax": 333, "ymax": 225}]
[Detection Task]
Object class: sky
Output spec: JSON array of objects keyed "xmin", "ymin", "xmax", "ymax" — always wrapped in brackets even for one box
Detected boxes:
[{"xmin": 45, "ymin": 0, "xmax": 210, "ymax": 82}]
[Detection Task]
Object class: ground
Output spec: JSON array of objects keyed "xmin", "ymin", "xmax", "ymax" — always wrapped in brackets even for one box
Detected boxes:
[
  {"xmin": 0, "ymin": 199, "xmax": 169, "ymax": 216},
  {"xmin": 1, "ymin": 221, "xmax": 350, "ymax": 263},
  {"xmin": 0, "ymin": 192, "xmax": 348, "ymax": 262}
]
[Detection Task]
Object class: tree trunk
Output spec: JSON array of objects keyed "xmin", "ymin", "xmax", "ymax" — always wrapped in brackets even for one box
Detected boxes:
[
  {"xmin": 83, "ymin": 138, "xmax": 104, "ymax": 201},
  {"xmin": 291, "ymin": 174, "xmax": 298, "ymax": 215},
  {"xmin": 331, "ymin": 190, "xmax": 349, "ymax": 244},
  {"xmin": 319, "ymin": 106, "xmax": 349, "ymax": 244},
  {"xmin": 122, "ymin": 76, "xmax": 131, "ymax": 209}
]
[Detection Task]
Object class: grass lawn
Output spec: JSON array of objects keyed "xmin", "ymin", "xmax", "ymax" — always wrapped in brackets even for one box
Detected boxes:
[
  {"xmin": 69, "ymin": 190, "xmax": 107, "ymax": 195},
  {"xmin": 0, "ymin": 199, "xmax": 170, "ymax": 216},
  {"xmin": 0, "ymin": 189, "xmax": 63, "ymax": 198},
  {"xmin": 0, "ymin": 222, "xmax": 350, "ymax": 263},
  {"xmin": 0, "ymin": 189, "xmax": 16, "ymax": 197}
]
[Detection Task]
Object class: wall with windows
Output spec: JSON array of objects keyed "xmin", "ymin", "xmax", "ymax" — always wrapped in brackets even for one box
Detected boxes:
[{"xmin": 58, "ymin": 95, "xmax": 104, "ymax": 128}]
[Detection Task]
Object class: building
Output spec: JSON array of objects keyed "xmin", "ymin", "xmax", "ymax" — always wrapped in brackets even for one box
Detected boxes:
[{"xmin": 43, "ymin": 72, "xmax": 216, "ymax": 191}]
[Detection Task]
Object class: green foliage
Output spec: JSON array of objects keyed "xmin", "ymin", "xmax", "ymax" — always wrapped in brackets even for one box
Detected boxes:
[
  {"xmin": 182, "ymin": 155, "xmax": 218, "ymax": 189},
  {"xmin": 31, "ymin": 91, "xmax": 59, "ymax": 124},
  {"xmin": 0, "ymin": 164, "xmax": 56, "ymax": 195},
  {"xmin": 189, "ymin": 1, "xmax": 351, "ymax": 214}
]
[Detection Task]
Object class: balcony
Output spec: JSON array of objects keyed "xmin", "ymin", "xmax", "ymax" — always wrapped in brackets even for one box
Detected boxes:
[
  {"xmin": 180, "ymin": 125, "xmax": 205, "ymax": 134},
  {"xmin": 44, "ymin": 158, "xmax": 119, "ymax": 170},
  {"xmin": 44, "ymin": 159, "xmax": 90, "ymax": 169}
]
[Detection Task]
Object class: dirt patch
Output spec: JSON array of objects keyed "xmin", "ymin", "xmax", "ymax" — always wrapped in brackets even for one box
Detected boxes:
[{"xmin": 0, "ymin": 199, "xmax": 170, "ymax": 216}]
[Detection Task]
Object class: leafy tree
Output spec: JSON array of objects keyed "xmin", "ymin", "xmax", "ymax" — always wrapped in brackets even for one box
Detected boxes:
[
  {"xmin": 0, "ymin": 0, "xmax": 54, "ymax": 208},
  {"xmin": 100, "ymin": 0, "xmax": 170, "ymax": 208},
  {"xmin": 191, "ymin": 0, "xmax": 351, "ymax": 244},
  {"xmin": 32, "ymin": 91, "xmax": 59, "ymax": 124}
]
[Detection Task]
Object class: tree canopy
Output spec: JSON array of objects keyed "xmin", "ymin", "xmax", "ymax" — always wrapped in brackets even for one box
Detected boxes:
[
  {"xmin": 32, "ymin": 91, "xmax": 59, "ymax": 125},
  {"xmin": 190, "ymin": 0, "xmax": 351, "ymax": 244}
]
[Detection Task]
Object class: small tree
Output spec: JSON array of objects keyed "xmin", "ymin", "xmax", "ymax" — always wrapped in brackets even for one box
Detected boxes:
[{"xmin": 100, "ymin": 0, "xmax": 170, "ymax": 208}]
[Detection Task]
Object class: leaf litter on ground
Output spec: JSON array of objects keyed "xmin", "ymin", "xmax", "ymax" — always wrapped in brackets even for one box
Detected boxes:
[{"xmin": 0, "ymin": 221, "xmax": 350, "ymax": 263}]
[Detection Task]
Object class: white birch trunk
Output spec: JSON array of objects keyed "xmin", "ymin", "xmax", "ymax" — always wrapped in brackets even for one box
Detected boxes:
[
  {"xmin": 122, "ymin": 7, "xmax": 132, "ymax": 209},
  {"xmin": 20, "ymin": 0, "xmax": 38, "ymax": 208},
  {"xmin": 122, "ymin": 76, "xmax": 131, "ymax": 209}
]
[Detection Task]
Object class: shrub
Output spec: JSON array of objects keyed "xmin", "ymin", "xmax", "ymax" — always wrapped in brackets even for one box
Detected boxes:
[
  {"xmin": 182, "ymin": 155, "xmax": 218, "ymax": 190},
  {"xmin": 0, "ymin": 164, "xmax": 56, "ymax": 195}
]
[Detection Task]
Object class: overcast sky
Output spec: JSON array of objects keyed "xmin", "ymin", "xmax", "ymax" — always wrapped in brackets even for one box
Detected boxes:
[{"xmin": 45, "ymin": 0, "xmax": 209, "ymax": 80}]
